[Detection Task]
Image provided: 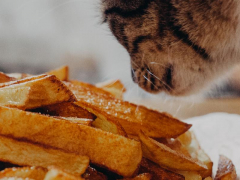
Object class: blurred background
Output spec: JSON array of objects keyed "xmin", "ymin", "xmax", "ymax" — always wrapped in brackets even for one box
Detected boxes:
[{"xmin": 1, "ymin": 0, "xmax": 240, "ymax": 118}]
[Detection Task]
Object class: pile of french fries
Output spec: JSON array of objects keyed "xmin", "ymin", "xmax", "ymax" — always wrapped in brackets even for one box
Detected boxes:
[{"xmin": 0, "ymin": 65, "xmax": 237, "ymax": 180}]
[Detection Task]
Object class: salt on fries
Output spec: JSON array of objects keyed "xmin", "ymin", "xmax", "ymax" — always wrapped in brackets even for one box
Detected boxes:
[{"xmin": 0, "ymin": 65, "xmax": 236, "ymax": 180}]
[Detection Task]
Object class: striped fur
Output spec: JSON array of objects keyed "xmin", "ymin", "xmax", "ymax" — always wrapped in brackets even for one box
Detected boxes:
[{"xmin": 102, "ymin": 0, "xmax": 240, "ymax": 95}]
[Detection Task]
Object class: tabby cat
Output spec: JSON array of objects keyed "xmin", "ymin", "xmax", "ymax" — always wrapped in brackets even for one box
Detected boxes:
[{"xmin": 102, "ymin": 0, "xmax": 240, "ymax": 96}]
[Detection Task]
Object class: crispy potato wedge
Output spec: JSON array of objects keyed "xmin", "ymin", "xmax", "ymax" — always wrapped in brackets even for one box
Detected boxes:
[
  {"xmin": 138, "ymin": 131, "xmax": 207, "ymax": 171},
  {"xmin": 214, "ymin": 155, "xmax": 237, "ymax": 180},
  {"xmin": 0, "ymin": 73, "xmax": 16, "ymax": 83},
  {"xmin": 0, "ymin": 135, "xmax": 89, "ymax": 176},
  {"xmin": 96, "ymin": 79, "xmax": 126, "ymax": 99},
  {"xmin": 55, "ymin": 117, "xmax": 93, "ymax": 126},
  {"xmin": 70, "ymin": 80, "xmax": 114, "ymax": 97},
  {"xmin": 44, "ymin": 167, "xmax": 84, "ymax": 180},
  {"xmin": 6, "ymin": 73, "xmax": 31, "ymax": 80},
  {"xmin": 176, "ymin": 171, "xmax": 202, "ymax": 180},
  {"xmin": 180, "ymin": 131, "xmax": 213, "ymax": 178},
  {"xmin": 37, "ymin": 102, "xmax": 95, "ymax": 120},
  {"xmin": 205, "ymin": 177, "xmax": 213, "ymax": 180},
  {"xmin": 0, "ymin": 167, "xmax": 47, "ymax": 180},
  {"xmin": 121, "ymin": 173, "xmax": 152, "ymax": 180},
  {"xmin": 0, "ymin": 177, "xmax": 32, "ymax": 180},
  {"xmin": 91, "ymin": 117, "xmax": 127, "ymax": 136},
  {"xmin": 139, "ymin": 158, "xmax": 184, "ymax": 180},
  {"xmin": 45, "ymin": 65, "xmax": 69, "ymax": 81},
  {"xmin": 82, "ymin": 167, "xmax": 107, "ymax": 180},
  {"xmin": 0, "ymin": 106, "xmax": 142, "ymax": 177},
  {"xmin": 65, "ymin": 82, "xmax": 191, "ymax": 138},
  {"xmin": 0, "ymin": 75, "xmax": 76, "ymax": 110}
]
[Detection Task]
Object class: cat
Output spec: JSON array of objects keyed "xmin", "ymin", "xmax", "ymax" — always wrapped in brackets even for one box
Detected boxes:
[{"xmin": 101, "ymin": 0, "xmax": 240, "ymax": 96}]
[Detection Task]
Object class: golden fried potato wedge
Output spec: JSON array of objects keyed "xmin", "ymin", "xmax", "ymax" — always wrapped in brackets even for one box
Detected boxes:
[
  {"xmin": 0, "ymin": 72, "xmax": 16, "ymax": 83},
  {"xmin": 46, "ymin": 65, "xmax": 69, "ymax": 81},
  {"xmin": 0, "ymin": 167, "xmax": 47, "ymax": 180},
  {"xmin": 6, "ymin": 73, "xmax": 31, "ymax": 80},
  {"xmin": 96, "ymin": 79, "xmax": 126, "ymax": 99},
  {"xmin": 181, "ymin": 131, "xmax": 213, "ymax": 178},
  {"xmin": 139, "ymin": 158, "xmax": 184, "ymax": 180},
  {"xmin": 66, "ymin": 82, "xmax": 191, "ymax": 138},
  {"xmin": 215, "ymin": 155, "xmax": 237, "ymax": 180},
  {"xmin": 70, "ymin": 80, "xmax": 114, "ymax": 97},
  {"xmin": 91, "ymin": 116, "xmax": 127, "ymax": 136},
  {"xmin": 205, "ymin": 177, "xmax": 213, "ymax": 180},
  {"xmin": 0, "ymin": 106, "xmax": 142, "ymax": 177},
  {"xmin": 0, "ymin": 75, "xmax": 76, "ymax": 110},
  {"xmin": 37, "ymin": 102, "xmax": 95, "ymax": 120},
  {"xmin": 139, "ymin": 131, "xmax": 207, "ymax": 171},
  {"xmin": 0, "ymin": 177, "xmax": 31, "ymax": 180},
  {"xmin": 55, "ymin": 117, "xmax": 93, "ymax": 126},
  {"xmin": 121, "ymin": 173, "xmax": 152, "ymax": 180},
  {"xmin": 44, "ymin": 167, "xmax": 84, "ymax": 180},
  {"xmin": 176, "ymin": 171, "xmax": 202, "ymax": 180},
  {"xmin": 0, "ymin": 135, "xmax": 89, "ymax": 176},
  {"xmin": 82, "ymin": 167, "xmax": 107, "ymax": 180}
]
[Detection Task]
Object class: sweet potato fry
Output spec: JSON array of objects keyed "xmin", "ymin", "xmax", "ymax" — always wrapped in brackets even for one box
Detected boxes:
[
  {"xmin": 37, "ymin": 102, "xmax": 95, "ymax": 120},
  {"xmin": 0, "ymin": 106, "xmax": 142, "ymax": 177},
  {"xmin": 215, "ymin": 155, "xmax": 237, "ymax": 180},
  {"xmin": 0, "ymin": 75, "xmax": 76, "ymax": 110},
  {"xmin": 138, "ymin": 131, "xmax": 207, "ymax": 171},
  {"xmin": 46, "ymin": 65, "xmax": 69, "ymax": 81},
  {"xmin": 44, "ymin": 167, "xmax": 84, "ymax": 180},
  {"xmin": 65, "ymin": 82, "xmax": 191, "ymax": 138},
  {"xmin": 0, "ymin": 167, "xmax": 47, "ymax": 180},
  {"xmin": 96, "ymin": 79, "xmax": 126, "ymax": 99},
  {"xmin": 139, "ymin": 158, "xmax": 184, "ymax": 180},
  {"xmin": 0, "ymin": 135, "xmax": 89, "ymax": 176}
]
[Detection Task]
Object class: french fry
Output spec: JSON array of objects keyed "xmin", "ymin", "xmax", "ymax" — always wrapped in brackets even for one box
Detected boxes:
[
  {"xmin": 66, "ymin": 82, "xmax": 191, "ymax": 138},
  {"xmin": 0, "ymin": 73, "xmax": 16, "ymax": 83},
  {"xmin": 176, "ymin": 171, "xmax": 202, "ymax": 180},
  {"xmin": 0, "ymin": 106, "xmax": 142, "ymax": 177},
  {"xmin": 46, "ymin": 65, "xmax": 69, "ymax": 81},
  {"xmin": 96, "ymin": 79, "xmax": 126, "ymax": 99},
  {"xmin": 55, "ymin": 117, "xmax": 93, "ymax": 126},
  {"xmin": 70, "ymin": 80, "xmax": 114, "ymax": 97},
  {"xmin": 0, "ymin": 75, "xmax": 76, "ymax": 110},
  {"xmin": 121, "ymin": 173, "xmax": 152, "ymax": 180},
  {"xmin": 138, "ymin": 131, "xmax": 207, "ymax": 171},
  {"xmin": 82, "ymin": 167, "xmax": 107, "ymax": 180},
  {"xmin": 0, "ymin": 135, "xmax": 89, "ymax": 176},
  {"xmin": 0, "ymin": 167, "xmax": 47, "ymax": 180},
  {"xmin": 91, "ymin": 117, "xmax": 127, "ymax": 136},
  {"xmin": 37, "ymin": 102, "xmax": 95, "ymax": 120},
  {"xmin": 180, "ymin": 131, "xmax": 213, "ymax": 178},
  {"xmin": 44, "ymin": 167, "xmax": 84, "ymax": 180},
  {"xmin": 139, "ymin": 158, "xmax": 184, "ymax": 180},
  {"xmin": 215, "ymin": 155, "xmax": 237, "ymax": 180},
  {"xmin": 205, "ymin": 177, "xmax": 213, "ymax": 180},
  {"xmin": 0, "ymin": 176, "xmax": 22, "ymax": 179},
  {"xmin": 6, "ymin": 73, "xmax": 31, "ymax": 80}
]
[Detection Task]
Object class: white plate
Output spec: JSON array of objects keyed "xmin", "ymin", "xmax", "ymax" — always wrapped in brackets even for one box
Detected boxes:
[{"xmin": 186, "ymin": 113, "xmax": 240, "ymax": 177}]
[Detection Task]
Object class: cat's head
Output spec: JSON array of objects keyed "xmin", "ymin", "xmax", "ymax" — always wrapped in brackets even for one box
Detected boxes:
[{"xmin": 102, "ymin": 0, "xmax": 240, "ymax": 95}]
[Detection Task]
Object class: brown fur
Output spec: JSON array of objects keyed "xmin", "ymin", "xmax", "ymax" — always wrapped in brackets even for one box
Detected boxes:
[{"xmin": 102, "ymin": 0, "xmax": 240, "ymax": 95}]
